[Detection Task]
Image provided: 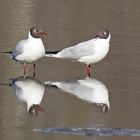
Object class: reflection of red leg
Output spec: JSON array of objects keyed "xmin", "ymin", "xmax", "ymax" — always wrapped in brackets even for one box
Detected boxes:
[
  {"xmin": 23, "ymin": 63, "xmax": 27, "ymax": 78},
  {"xmin": 86, "ymin": 64, "xmax": 91, "ymax": 77},
  {"xmin": 33, "ymin": 64, "xmax": 36, "ymax": 77}
]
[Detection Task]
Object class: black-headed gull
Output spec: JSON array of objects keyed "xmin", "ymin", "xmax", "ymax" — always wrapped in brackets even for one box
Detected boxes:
[
  {"xmin": 1, "ymin": 26, "xmax": 47, "ymax": 77},
  {"xmin": 45, "ymin": 77, "xmax": 109, "ymax": 112},
  {"xmin": 46, "ymin": 29, "xmax": 111, "ymax": 77},
  {"xmin": 10, "ymin": 76, "xmax": 45, "ymax": 115}
]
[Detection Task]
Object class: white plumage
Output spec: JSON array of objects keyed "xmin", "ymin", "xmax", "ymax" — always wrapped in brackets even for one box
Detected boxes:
[
  {"xmin": 12, "ymin": 27, "xmax": 47, "ymax": 63},
  {"xmin": 47, "ymin": 35, "xmax": 110, "ymax": 64}
]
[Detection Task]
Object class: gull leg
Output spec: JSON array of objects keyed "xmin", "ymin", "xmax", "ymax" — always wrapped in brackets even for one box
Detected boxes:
[
  {"xmin": 23, "ymin": 63, "xmax": 27, "ymax": 78},
  {"xmin": 33, "ymin": 64, "xmax": 36, "ymax": 77},
  {"xmin": 86, "ymin": 64, "xmax": 91, "ymax": 77}
]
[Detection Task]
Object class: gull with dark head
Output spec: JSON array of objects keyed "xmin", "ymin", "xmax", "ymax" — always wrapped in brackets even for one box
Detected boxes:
[
  {"xmin": 46, "ymin": 28, "xmax": 111, "ymax": 77},
  {"xmin": 1, "ymin": 26, "xmax": 47, "ymax": 77}
]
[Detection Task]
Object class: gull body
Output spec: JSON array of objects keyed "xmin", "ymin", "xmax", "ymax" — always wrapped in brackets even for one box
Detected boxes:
[
  {"xmin": 46, "ymin": 29, "xmax": 111, "ymax": 77},
  {"xmin": 11, "ymin": 26, "xmax": 47, "ymax": 76}
]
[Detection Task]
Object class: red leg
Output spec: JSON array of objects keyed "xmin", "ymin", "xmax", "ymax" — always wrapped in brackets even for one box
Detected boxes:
[
  {"xmin": 23, "ymin": 63, "xmax": 27, "ymax": 78},
  {"xmin": 33, "ymin": 64, "xmax": 36, "ymax": 77},
  {"xmin": 86, "ymin": 64, "xmax": 91, "ymax": 77}
]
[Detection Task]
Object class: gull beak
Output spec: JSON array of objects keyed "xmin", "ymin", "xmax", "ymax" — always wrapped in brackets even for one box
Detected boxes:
[{"xmin": 38, "ymin": 31, "xmax": 48, "ymax": 36}]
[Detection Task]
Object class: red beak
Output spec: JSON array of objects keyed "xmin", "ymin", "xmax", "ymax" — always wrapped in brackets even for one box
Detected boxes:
[{"xmin": 38, "ymin": 32, "xmax": 48, "ymax": 36}]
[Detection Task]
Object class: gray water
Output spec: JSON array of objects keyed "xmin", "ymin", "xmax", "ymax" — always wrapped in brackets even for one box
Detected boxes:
[{"xmin": 0, "ymin": 0, "xmax": 140, "ymax": 140}]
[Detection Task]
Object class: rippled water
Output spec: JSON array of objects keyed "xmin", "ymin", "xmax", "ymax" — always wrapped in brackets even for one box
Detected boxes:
[{"xmin": 0, "ymin": 0, "xmax": 140, "ymax": 139}]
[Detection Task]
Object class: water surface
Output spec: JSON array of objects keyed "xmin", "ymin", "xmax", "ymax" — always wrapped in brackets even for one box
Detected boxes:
[{"xmin": 0, "ymin": 0, "xmax": 140, "ymax": 139}]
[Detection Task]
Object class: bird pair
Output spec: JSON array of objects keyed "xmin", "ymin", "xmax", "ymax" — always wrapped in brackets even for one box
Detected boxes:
[{"xmin": 1, "ymin": 26, "xmax": 111, "ymax": 77}]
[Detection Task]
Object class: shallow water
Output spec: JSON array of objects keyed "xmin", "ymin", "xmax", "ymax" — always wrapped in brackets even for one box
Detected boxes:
[{"xmin": 0, "ymin": 0, "xmax": 140, "ymax": 139}]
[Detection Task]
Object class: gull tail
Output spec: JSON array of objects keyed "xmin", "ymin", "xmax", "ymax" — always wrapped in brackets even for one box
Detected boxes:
[
  {"xmin": 45, "ymin": 50, "xmax": 60, "ymax": 57},
  {"xmin": 44, "ymin": 81, "xmax": 60, "ymax": 88},
  {"xmin": 0, "ymin": 51, "xmax": 12, "ymax": 54},
  {"xmin": 0, "ymin": 83, "xmax": 11, "ymax": 86}
]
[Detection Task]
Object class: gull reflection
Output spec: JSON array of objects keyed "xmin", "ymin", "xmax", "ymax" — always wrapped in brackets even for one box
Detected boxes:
[
  {"xmin": 45, "ymin": 77, "xmax": 110, "ymax": 112},
  {"xmin": 10, "ymin": 76, "xmax": 45, "ymax": 116}
]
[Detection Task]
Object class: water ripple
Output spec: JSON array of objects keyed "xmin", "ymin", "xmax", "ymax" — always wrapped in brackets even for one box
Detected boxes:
[{"xmin": 34, "ymin": 127, "xmax": 140, "ymax": 136}]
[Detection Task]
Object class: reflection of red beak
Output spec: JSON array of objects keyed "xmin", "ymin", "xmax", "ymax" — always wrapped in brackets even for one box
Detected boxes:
[
  {"xmin": 36, "ymin": 105, "xmax": 45, "ymax": 112},
  {"xmin": 29, "ymin": 105, "xmax": 45, "ymax": 116},
  {"xmin": 38, "ymin": 32, "xmax": 48, "ymax": 36},
  {"xmin": 38, "ymin": 106, "xmax": 45, "ymax": 112}
]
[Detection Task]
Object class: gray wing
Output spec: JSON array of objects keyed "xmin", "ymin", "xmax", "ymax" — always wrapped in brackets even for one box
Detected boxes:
[
  {"xmin": 57, "ymin": 39, "xmax": 96, "ymax": 59},
  {"xmin": 12, "ymin": 39, "xmax": 27, "ymax": 58}
]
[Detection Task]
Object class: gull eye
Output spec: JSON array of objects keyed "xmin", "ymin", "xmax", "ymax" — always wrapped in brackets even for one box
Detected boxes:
[
  {"xmin": 103, "ymin": 32, "xmax": 107, "ymax": 35},
  {"xmin": 34, "ymin": 29, "xmax": 39, "ymax": 32}
]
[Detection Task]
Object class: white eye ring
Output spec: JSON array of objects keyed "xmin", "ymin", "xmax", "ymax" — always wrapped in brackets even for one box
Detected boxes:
[
  {"xmin": 34, "ymin": 29, "xmax": 39, "ymax": 32},
  {"xmin": 104, "ymin": 32, "xmax": 107, "ymax": 35}
]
